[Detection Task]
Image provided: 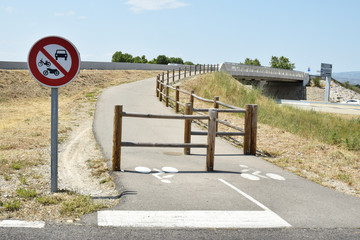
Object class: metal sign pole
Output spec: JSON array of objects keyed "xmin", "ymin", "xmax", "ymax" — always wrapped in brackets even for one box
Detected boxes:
[
  {"xmin": 324, "ymin": 75, "xmax": 331, "ymax": 102},
  {"xmin": 51, "ymin": 88, "xmax": 58, "ymax": 192}
]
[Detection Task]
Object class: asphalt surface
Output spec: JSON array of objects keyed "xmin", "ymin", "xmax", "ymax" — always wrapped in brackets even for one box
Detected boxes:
[
  {"xmin": 2, "ymin": 77, "xmax": 360, "ymax": 239},
  {"xmin": 89, "ymin": 77, "xmax": 360, "ymax": 229}
]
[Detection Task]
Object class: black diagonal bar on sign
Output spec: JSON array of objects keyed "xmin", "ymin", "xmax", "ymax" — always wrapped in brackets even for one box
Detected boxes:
[{"xmin": 40, "ymin": 47, "xmax": 68, "ymax": 75}]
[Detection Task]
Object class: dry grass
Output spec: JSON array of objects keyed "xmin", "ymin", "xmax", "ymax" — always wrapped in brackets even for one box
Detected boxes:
[
  {"xmin": 172, "ymin": 73, "xmax": 360, "ymax": 197},
  {"xmin": 0, "ymin": 69, "xmax": 161, "ymax": 222}
]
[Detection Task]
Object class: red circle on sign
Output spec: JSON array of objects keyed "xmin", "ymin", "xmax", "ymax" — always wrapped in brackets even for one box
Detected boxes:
[{"xmin": 28, "ymin": 36, "xmax": 80, "ymax": 87}]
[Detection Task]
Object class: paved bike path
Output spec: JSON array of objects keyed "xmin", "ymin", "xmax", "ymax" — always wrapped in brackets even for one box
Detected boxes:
[{"xmin": 90, "ymin": 77, "xmax": 360, "ymax": 228}]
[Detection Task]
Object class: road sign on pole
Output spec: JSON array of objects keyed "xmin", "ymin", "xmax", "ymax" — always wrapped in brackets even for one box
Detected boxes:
[
  {"xmin": 28, "ymin": 36, "xmax": 80, "ymax": 88},
  {"xmin": 321, "ymin": 63, "xmax": 332, "ymax": 102},
  {"xmin": 28, "ymin": 36, "xmax": 80, "ymax": 192}
]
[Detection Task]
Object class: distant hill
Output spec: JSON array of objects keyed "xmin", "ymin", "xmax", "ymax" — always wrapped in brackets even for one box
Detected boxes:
[{"xmin": 332, "ymin": 71, "xmax": 360, "ymax": 85}]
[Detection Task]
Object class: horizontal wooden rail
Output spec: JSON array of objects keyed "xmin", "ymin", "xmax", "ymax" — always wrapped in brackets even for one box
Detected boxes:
[
  {"xmin": 216, "ymin": 119, "xmax": 245, "ymax": 132},
  {"xmin": 193, "ymin": 108, "xmax": 246, "ymax": 113},
  {"xmin": 191, "ymin": 131, "xmax": 245, "ymax": 136},
  {"xmin": 122, "ymin": 112, "xmax": 209, "ymax": 120},
  {"xmin": 192, "ymin": 94, "xmax": 214, "ymax": 103},
  {"xmin": 122, "ymin": 142, "xmax": 208, "ymax": 148},
  {"xmin": 216, "ymin": 101, "xmax": 241, "ymax": 110}
]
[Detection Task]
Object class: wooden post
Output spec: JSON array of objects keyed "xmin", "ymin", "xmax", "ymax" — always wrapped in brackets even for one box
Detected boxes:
[
  {"xmin": 156, "ymin": 75, "xmax": 160, "ymax": 97},
  {"xmin": 184, "ymin": 103, "xmax": 193, "ymax": 155},
  {"xmin": 184, "ymin": 67, "xmax": 187, "ymax": 78},
  {"xmin": 250, "ymin": 105, "xmax": 258, "ymax": 155},
  {"xmin": 210, "ymin": 64, "xmax": 213, "ymax": 72},
  {"xmin": 199, "ymin": 64, "xmax": 201, "ymax": 74},
  {"xmin": 195, "ymin": 65, "xmax": 197, "ymax": 75},
  {"xmin": 166, "ymin": 77, "xmax": 169, "ymax": 107},
  {"xmin": 178, "ymin": 68, "xmax": 181, "ymax": 80},
  {"xmin": 203, "ymin": 64, "xmax": 205, "ymax": 73},
  {"xmin": 172, "ymin": 69, "xmax": 175, "ymax": 82},
  {"xmin": 207, "ymin": 64, "xmax": 209, "ymax": 73},
  {"xmin": 189, "ymin": 90, "xmax": 195, "ymax": 107},
  {"xmin": 206, "ymin": 109, "xmax": 216, "ymax": 171},
  {"xmin": 244, "ymin": 105, "xmax": 252, "ymax": 155},
  {"xmin": 112, "ymin": 105, "xmax": 123, "ymax": 171},
  {"xmin": 175, "ymin": 86, "xmax": 180, "ymax": 112},
  {"xmin": 159, "ymin": 73, "xmax": 164, "ymax": 102},
  {"xmin": 167, "ymin": 70, "xmax": 169, "ymax": 83},
  {"xmin": 214, "ymin": 96, "xmax": 219, "ymax": 132},
  {"xmin": 217, "ymin": 64, "xmax": 219, "ymax": 72},
  {"xmin": 189, "ymin": 65, "xmax": 192, "ymax": 76}
]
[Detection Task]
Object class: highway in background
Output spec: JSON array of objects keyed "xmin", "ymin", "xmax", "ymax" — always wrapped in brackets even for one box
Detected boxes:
[{"xmin": 279, "ymin": 100, "xmax": 360, "ymax": 115}]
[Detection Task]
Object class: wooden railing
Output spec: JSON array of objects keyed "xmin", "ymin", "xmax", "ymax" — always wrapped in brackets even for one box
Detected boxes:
[
  {"xmin": 155, "ymin": 65, "xmax": 258, "ymax": 156},
  {"xmin": 112, "ymin": 105, "xmax": 219, "ymax": 171}
]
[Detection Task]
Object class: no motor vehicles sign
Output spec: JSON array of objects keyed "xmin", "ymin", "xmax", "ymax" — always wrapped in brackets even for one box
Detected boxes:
[{"xmin": 28, "ymin": 36, "xmax": 80, "ymax": 87}]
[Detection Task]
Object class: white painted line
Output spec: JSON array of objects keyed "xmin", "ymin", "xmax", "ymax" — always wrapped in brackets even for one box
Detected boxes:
[
  {"xmin": 98, "ymin": 210, "xmax": 291, "ymax": 228},
  {"xmin": 218, "ymin": 178, "xmax": 291, "ymax": 227},
  {"xmin": 219, "ymin": 178, "xmax": 270, "ymax": 211},
  {"xmin": 0, "ymin": 220, "xmax": 45, "ymax": 228}
]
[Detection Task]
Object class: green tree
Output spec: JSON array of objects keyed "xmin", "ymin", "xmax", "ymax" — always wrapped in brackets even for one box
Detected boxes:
[
  {"xmin": 111, "ymin": 51, "xmax": 134, "ymax": 63},
  {"xmin": 270, "ymin": 56, "xmax": 295, "ymax": 70},
  {"xmin": 133, "ymin": 56, "xmax": 143, "ymax": 63},
  {"xmin": 168, "ymin": 57, "xmax": 184, "ymax": 64},
  {"xmin": 141, "ymin": 55, "xmax": 148, "ymax": 64},
  {"xmin": 156, "ymin": 55, "xmax": 169, "ymax": 65},
  {"xmin": 242, "ymin": 58, "xmax": 261, "ymax": 66},
  {"xmin": 184, "ymin": 61, "xmax": 194, "ymax": 65}
]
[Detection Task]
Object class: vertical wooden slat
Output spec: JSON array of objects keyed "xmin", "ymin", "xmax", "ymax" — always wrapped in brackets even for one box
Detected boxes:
[
  {"xmin": 179, "ymin": 68, "xmax": 181, "ymax": 80},
  {"xmin": 159, "ymin": 73, "xmax": 164, "ymax": 102},
  {"xmin": 206, "ymin": 109, "xmax": 216, "ymax": 171},
  {"xmin": 195, "ymin": 65, "xmax": 197, "ymax": 75},
  {"xmin": 250, "ymin": 105, "xmax": 258, "ymax": 155},
  {"xmin": 189, "ymin": 90, "xmax": 194, "ymax": 107},
  {"xmin": 244, "ymin": 105, "xmax": 252, "ymax": 155},
  {"xmin": 156, "ymin": 75, "xmax": 159, "ymax": 97},
  {"xmin": 175, "ymin": 86, "xmax": 180, "ymax": 112},
  {"xmin": 112, "ymin": 105, "xmax": 122, "ymax": 171},
  {"xmin": 214, "ymin": 96, "xmax": 219, "ymax": 132},
  {"xmin": 172, "ymin": 69, "xmax": 175, "ymax": 82},
  {"xmin": 166, "ymin": 77, "xmax": 169, "ymax": 107},
  {"xmin": 189, "ymin": 65, "xmax": 192, "ymax": 76},
  {"xmin": 184, "ymin": 103, "xmax": 193, "ymax": 155},
  {"xmin": 184, "ymin": 67, "xmax": 187, "ymax": 78}
]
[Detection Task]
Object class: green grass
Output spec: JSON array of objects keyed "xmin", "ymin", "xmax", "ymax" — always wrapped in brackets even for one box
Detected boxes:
[
  {"xmin": 16, "ymin": 188, "xmax": 38, "ymax": 199},
  {"xmin": 184, "ymin": 72, "xmax": 360, "ymax": 151},
  {"xmin": 2, "ymin": 199, "xmax": 21, "ymax": 211},
  {"xmin": 60, "ymin": 195, "xmax": 106, "ymax": 218},
  {"xmin": 36, "ymin": 195, "xmax": 61, "ymax": 205}
]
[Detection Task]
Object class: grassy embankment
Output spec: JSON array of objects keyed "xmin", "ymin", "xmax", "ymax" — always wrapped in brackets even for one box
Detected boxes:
[
  {"xmin": 0, "ymin": 69, "xmax": 160, "ymax": 221},
  {"xmin": 177, "ymin": 72, "xmax": 360, "ymax": 196}
]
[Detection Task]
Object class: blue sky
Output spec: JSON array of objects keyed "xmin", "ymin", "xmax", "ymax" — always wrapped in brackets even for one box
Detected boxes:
[{"xmin": 0, "ymin": 0, "xmax": 359, "ymax": 73}]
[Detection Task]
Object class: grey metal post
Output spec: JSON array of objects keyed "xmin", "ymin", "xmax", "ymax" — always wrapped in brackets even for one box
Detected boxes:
[
  {"xmin": 51, "ymin": 88, "xmax": 58, "ymax": 192},
  {"xmin": 324, "ymin": 75, "xmax": 331, "ymax": 102}
]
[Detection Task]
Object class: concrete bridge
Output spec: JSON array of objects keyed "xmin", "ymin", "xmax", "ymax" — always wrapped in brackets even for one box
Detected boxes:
[{"xmin": 220, "ymin": 62, "xmax": 310, "ymax": 100}]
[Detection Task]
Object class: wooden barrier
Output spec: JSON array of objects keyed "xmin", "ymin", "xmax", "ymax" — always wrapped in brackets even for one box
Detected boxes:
[
  {"xmin": 153, "ymin": 63, "xmax": 257, "ymax": 156},
  {"xmin": 112, "ymin": 105, "xmax": 213, "ymax": 171}
]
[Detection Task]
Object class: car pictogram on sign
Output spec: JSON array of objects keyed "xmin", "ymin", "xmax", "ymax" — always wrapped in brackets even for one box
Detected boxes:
[{"xmin": 55, "ymin": 49, "xmax": 68, "ymax": 61}]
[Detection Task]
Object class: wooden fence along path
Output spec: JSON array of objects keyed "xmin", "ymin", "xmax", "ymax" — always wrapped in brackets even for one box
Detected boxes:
[{"xmin": 112, "ymin": 64, "xmax": 257, "ymax": 172}]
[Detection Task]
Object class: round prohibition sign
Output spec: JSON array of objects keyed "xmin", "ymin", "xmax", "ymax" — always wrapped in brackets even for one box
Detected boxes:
[{"xmin": 28, "ymin": 36, "xmax": 80, "ymax": 87}]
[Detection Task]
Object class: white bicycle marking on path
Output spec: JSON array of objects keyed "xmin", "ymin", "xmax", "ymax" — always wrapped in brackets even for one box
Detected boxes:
[
  {"xmin": 134, "ymin": 166, "xmax": 179, "ymax": 183},
  {"xmin": 240, "ymin": 165, "xmax": 285, "ymax": 181}
]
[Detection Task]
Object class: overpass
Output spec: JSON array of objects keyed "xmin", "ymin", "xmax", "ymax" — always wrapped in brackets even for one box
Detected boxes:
[{"xmin": 220, "ymin": 62, "xmax": 310, "ymax": 100}]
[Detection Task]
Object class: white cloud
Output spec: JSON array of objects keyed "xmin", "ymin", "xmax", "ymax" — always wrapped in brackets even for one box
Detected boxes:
[
  {"xmin": 125, "ymin": 0, "xmax": 189, "ymax": 13},
  {"xmin": 78, "ymin": 16, "xmax": 88, "ymax": 20},
  {"xmin": 0, "ymin": 5, "xmax": 15, "ymax": 14}
]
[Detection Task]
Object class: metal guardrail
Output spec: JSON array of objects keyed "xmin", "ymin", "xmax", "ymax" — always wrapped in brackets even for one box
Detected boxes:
[{"xmin": 220, "ymin": 62, "xmax": 308, "ymax": 81}]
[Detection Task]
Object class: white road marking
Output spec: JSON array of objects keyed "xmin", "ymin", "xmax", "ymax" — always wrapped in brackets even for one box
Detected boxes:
[
  {"xmin": 134, "ymin": 166, "xmax": 151, "ymax": 174},
  {"xmin": 98, "ymin": 210, "xmax": 291, "ymax": 228},
  {"xmin": 162, "ymin": 167, "xmax": 179, "ymax": 173},
  {"xmin": 266, "ymin": 173, "xmax": 286, "ymax": 181},
  {"xmin": 97, "ymin": 180, "xmax": 291, "ymax": 228},
  {"xmin": 0, "ymin": 220, "xmax": 45, "ymax": 228},
  {"xmin": 241, "ymin": 173, "xmax": 260, "ymax": 181}
]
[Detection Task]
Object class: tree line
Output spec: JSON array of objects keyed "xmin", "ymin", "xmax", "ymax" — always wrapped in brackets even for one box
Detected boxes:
[
  {"xmin": 112, "ymin": 51, "xmax": 194, "ymax": 65},
  {"xmin": 241, "ymin": 56, "xmax": 295, "ymax": 70}
]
